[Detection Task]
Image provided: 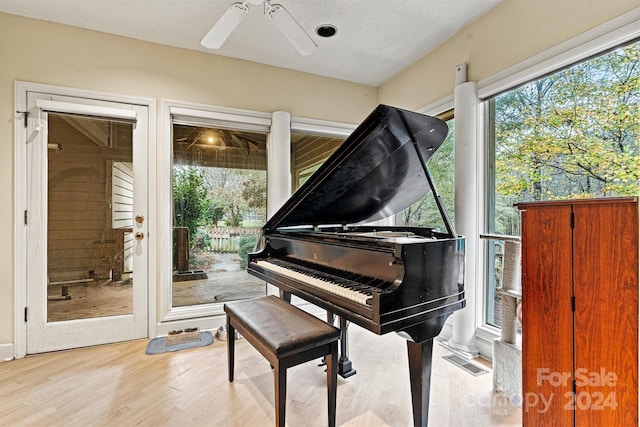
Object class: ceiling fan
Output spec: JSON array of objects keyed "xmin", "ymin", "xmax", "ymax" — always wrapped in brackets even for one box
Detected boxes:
[{"xmin": 200, "ymin": 0, "xmax": 318, "ymax": 56}]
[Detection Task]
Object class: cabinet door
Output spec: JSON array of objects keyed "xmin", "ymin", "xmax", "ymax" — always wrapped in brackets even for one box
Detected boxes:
[
  {"xmin": 573, "ymin": 202, "xmax": 638, "ymax": 426},
  {"xmin": 521, "ymin": 205, "xmax": 574, "ymax": 426}
]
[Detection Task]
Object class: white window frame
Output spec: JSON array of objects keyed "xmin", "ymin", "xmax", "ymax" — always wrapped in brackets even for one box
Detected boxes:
[
  {"xmin": 290, "ymin": 116, "xmax": 357, "ymax": 137},
  {"xmin": 157, "ymin": 102, "xmax": 358, "ymax": 334},
  {"xmin": 157, "ymin": 100, "xmax": 271, "ymax": 329}
]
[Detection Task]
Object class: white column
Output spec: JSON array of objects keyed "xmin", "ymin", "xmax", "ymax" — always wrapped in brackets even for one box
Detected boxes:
[
  {"xmin": 266, "ymin": 111, "xmax": 291, "ymax": 294},
  {"xmin": 447, "ymin": 64, "xmax": 480, "ymax": 358},
  {"xmin": 267, "ymin": 111, "xmax": 292, "ymax": 218}
]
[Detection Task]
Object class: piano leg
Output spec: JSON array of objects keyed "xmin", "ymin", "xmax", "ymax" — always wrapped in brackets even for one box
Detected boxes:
[
  {"xmin": 337, "ymin": 316, "xmax": 357, "ymax": 378},
  {"xmin": 407, "ymin": 339, "xmax": 434, "ymax": 427},
  {"xmin": 323, "ymin": 313, "xmax": 357, "ymax": 378}
]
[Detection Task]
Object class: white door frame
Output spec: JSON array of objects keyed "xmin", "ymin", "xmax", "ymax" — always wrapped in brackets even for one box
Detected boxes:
[{"xmin": 14, "ymin": 82, "xmax": 156, "ymax": 358}]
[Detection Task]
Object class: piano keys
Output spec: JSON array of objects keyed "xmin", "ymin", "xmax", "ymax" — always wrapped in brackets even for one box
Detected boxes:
[
  {"xmin": 247, "ymin": 104, "xmax": 465, "ymax": 427},
  {"xmin": 253, "ymin": 258, "xmax": 378, "ymax": 306}
]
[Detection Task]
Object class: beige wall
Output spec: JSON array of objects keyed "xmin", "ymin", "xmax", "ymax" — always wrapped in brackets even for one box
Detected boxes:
[
  {"xmin": 1, "ymin": 0, "xmax": 637, "ymax": 349},
  {"xmin": 379, "ymin": 0, "xmax": 639, "ymax": 110},
  {"xmin": 0, "ymin": 12, "xmax": 377, "ymax": 345}
]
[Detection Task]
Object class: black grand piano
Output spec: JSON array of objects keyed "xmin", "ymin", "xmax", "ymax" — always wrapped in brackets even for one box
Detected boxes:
[{"xmin": 248, "ymin": 104, "xmax": 465, "ymax": 427}]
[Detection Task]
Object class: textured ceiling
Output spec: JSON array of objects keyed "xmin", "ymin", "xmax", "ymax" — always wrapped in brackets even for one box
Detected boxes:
[{"xmin": 0, "ymin": 0, "xmax": 502, "ymax": 86}]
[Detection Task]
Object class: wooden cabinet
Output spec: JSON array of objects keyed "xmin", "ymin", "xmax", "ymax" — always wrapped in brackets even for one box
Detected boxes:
[{"xmin": 517, "ymin": 198, "xmax": 638, "ymax": 426}]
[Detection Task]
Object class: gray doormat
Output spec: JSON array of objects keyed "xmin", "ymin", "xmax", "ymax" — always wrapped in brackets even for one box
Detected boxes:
[{"xmin": 145, "ymin": 331, "xmax": 214, "ymax": 355}]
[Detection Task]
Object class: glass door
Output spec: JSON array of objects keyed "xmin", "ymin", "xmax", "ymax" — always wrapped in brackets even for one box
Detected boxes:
[{"xmin": 26, "ymin": 93, "xmax": 149, "ymax": 353}]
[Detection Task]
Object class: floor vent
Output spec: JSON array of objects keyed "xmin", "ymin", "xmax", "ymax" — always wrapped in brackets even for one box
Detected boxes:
[{"xmin": 442, "ymin": 354, "xmax": 488, "ymax": 376}]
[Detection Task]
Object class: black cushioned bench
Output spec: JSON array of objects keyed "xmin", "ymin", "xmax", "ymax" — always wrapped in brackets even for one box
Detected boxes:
[{"xmin": 224, "ymin": 295, "xmax": 340, "ymax": 427}]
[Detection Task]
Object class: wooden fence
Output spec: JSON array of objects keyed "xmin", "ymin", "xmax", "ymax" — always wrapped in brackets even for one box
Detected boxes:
[{"xmin": 205, "ymin": 226, "xmax": 261, "ymax": 253}]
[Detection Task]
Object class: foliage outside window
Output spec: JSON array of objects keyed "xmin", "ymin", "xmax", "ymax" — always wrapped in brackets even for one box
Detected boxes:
[
  {"xmin": 486, "ymin": 41, "xmax": 640, "ymax": 327},
  {"xmin": 398, "ymin": 118, "xmax": 455, "ymax": 230},
  {"xmin": 172, "ymin": 125, "xmax": 267, "ymax": 307}
]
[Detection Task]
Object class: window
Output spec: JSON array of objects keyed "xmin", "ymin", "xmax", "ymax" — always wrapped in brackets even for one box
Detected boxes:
[
  {"xmin": 291, "ymin": 133, "xmax": 345, "ymax": 190},
  {"xmin": 486, "ymin": 41, "xmax": 640, "ymax": 327},
  {"xmin": 171, "ymin": 124, "xmax": 268, "ymax": 307},
  {"xmin": 397, "ymin": 116, "xmax": 455, "ymax": 229}
]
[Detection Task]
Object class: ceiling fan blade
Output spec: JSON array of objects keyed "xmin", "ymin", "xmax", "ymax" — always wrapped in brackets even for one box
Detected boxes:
[
  {"xmin": 267, "ymin": 3, "xmax": 317, "ymax": 56},
  {"xmin": 201, "ymin": 2, "xmax": 248, "ymax": 49}
]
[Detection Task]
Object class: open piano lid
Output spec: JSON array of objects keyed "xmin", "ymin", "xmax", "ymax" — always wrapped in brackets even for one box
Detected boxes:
[{"xmin": 265, "ymin": 105, "xmax": 452, "ymax": 234}]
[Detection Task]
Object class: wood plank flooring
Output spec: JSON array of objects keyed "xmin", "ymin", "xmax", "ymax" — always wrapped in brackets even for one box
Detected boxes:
[{"xmin": 0, "ymin": 325, "xmax": 521, "ymax": 426}]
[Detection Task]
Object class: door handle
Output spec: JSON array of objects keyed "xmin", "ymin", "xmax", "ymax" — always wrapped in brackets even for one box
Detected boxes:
[
  {"xmin": 135, "ymin": 215, "xmax": 144, "ymax": 224},
  {"xmin": 135, "ymin": 232, "xmax": 144, "ymax": 240}
]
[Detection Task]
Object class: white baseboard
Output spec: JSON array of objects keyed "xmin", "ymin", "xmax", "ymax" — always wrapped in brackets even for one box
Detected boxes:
[
  {"xmin": 155, "ymin": 316, "xmax": 226, "ymax": 338},
  {"xmin": 0, "ymin": 343, "xmax": 15, "ymax": 362},
  {"xmin": 153, "ymin": 296, "xmax": 325, "ymax": 338}
]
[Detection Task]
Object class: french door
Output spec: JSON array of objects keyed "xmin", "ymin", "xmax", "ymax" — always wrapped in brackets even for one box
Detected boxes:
[{"xmin": 25, "ymin": 92, "xmax": 149, "ymax": 353}]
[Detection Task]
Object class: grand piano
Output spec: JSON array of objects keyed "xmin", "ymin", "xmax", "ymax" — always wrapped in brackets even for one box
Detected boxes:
[{"xmin": 248, "ymin": 104, "xmax": 465, "ymax": 427}]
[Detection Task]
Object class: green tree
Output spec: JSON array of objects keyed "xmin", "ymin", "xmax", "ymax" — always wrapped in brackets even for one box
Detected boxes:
[
  {"xmin": 202, "ymin": 199, "xmax": 225, "ymax": 226},
  {"xmin": 238, "ymin": 234, "xmax": 259, "ymax": 269},
  {"xmin": 401, "ymin": 119, "xmax": 455, "ymax": 230},
  {"xmin": 493, "ymin": 42, "xmax": 639, "ymax": 234},
  {"xmin": 173, "ymin": 166, "xmax": 209, "ymax": 245},
  {"xmin": 206, "ymin": 168, "xmax": 266, "ymax": 227},
  {"xmin": 242, "ymin": 171, "xmax": 267, "ymax": 210}
]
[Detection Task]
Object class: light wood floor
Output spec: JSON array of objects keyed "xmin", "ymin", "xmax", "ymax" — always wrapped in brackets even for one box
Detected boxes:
[{"xmin": 0, "ymin": 325, "xmax": 521, "ymax": 426}]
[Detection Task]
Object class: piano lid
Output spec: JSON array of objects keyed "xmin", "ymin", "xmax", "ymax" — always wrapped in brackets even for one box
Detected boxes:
[{"xmin": 264, "ymin": 104, "xmax": 450, "ymax": 232}]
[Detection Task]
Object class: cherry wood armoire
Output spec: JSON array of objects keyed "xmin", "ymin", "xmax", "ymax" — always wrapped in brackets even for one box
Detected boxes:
[{"xmin": 517, "ymin": 198, "xmax": 638, "ymax": 426}]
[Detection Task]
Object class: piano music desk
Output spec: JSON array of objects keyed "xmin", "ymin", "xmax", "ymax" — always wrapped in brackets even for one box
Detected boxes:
[{"xmin": 224, "ymin": 296, "xmax": 340, "ymax": 427}]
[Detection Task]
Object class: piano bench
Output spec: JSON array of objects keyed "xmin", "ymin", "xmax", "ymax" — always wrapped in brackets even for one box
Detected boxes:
[{"xmin": 224, "ymin": 295, "xmax": 340, "ymax": 427}]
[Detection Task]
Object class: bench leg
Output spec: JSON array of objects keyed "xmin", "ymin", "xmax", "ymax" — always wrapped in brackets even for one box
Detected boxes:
[
  {"xmin": 274, "ymin": 364, "xmax": 286, "ymax": 427},
  {"xmin": 327, "ymin": 341, "xmax": 338, "ymax": 427},
  {"xmin": 227, "ymin": 317, "xmax": 235, "ymax": 382}
]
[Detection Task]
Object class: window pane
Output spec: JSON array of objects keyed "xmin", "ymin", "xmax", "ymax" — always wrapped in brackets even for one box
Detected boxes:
[
  {"xmin": 47, "ymin": 114, "xmax": 134, "ymax": 321},
  {"xmin": 397, "ymin": 118, "xmax": 455, "ymax": 229},
  {"xmin": 171, "ymin": 125, "xmax": 268, "ymax": 306},
  {"xmin": 292, "ymin": 133, "xmax": 345, "ymax": 190},
  {"xmin": 486, "ymin": 41, "xmax": 640, "ymax": 327}
]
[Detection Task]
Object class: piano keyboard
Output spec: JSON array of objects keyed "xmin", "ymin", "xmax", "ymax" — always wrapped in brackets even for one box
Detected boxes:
[{"xmin": 254, "ymin": 259, "xmax": 382, "ymax": 306}]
